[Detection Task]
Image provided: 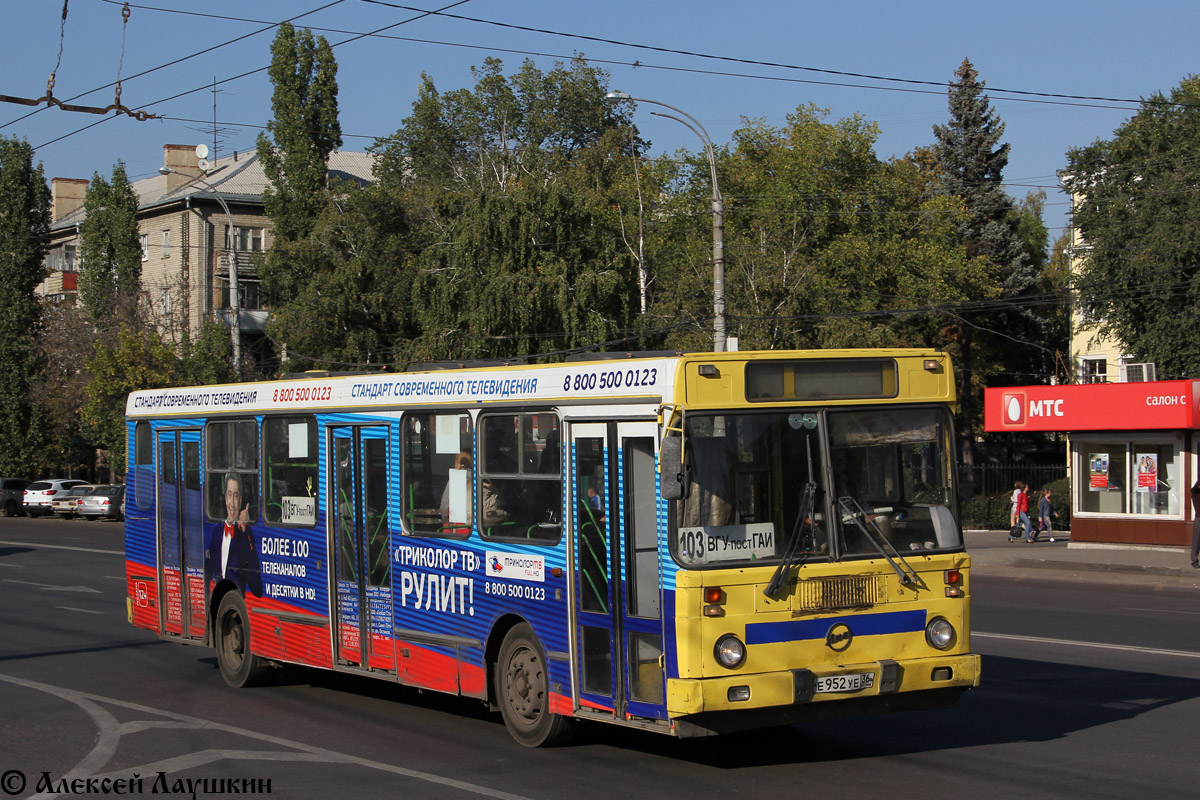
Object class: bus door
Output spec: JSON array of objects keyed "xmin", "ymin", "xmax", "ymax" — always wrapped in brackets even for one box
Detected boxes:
[
  {"xmin": 156, "ymin": 428, "xmax": 205, "ymax": 640},
  {"xmin": 569, "ymin": 421, "xmax": 665, "ymax": 720},
  {"xmin": 328, "ymin": 425, "xmax": 395, "ymax": 672}
]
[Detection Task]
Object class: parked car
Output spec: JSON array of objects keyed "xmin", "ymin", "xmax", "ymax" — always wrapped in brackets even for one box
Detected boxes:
[
  {"xmin": 2, "ymin": 477, "xmax": 30, "ymax": 517},
  {"xmin": 51, "ymin": 484, "xmax": 93, "ymax": 519},
  {"xmin": 76, "ymin": 485, "xmax": 125, "ymax": 521},
  {"xmin": 23, "ymin": 479, "xmax": 89, "ymax": 517}
]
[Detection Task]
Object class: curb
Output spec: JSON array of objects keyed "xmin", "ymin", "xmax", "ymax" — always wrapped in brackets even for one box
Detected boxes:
[{"xmin": 1007, "ymin": 558, "xmax": 1195, "ymax": 579}]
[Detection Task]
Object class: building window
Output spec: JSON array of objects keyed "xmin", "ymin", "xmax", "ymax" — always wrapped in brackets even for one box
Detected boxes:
[
  {"xmin": 63, "ymin": 245, "xmax": 76, "ymax": 272},
  {"xmin": 160, "ymin": 288, "xmax": 171, "ymax": 316},
  {"xmin": 1080, "ymin": 357, "xmax": 1107, "ymax": 384},
  {"xmin": 219, "ymin": 277, "xmax": 261, "ymax": 310},
  {"xmin": 1074, "ymin": 437, "xmax": 1182, "ymax": 518},
  {"xmin": 228, "ymin": 226, "xmax": 264, "ymax": 252},
  {"xmin": 140, "ymin": 233, "xmax": 149, "ymax": 261},
  {"xmin": 161, "ymin": 230, "xmax": 171, "ymax": 258}
]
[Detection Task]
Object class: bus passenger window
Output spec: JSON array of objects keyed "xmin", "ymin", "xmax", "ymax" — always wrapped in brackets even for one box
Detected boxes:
[
  {"xmin": 402, "ymin": 412, "xmax": 472, "ymax": 538},
  {"xmin": 261, "ymin": 417, "xmax": 318, "ymax": 526},
  {"xmin": 479, "ymin": 413, "xmax": 561, "ymax": 544},
  {"xmin": 206, "ymin": 420, "xmax": 259, "ymax": 522}
]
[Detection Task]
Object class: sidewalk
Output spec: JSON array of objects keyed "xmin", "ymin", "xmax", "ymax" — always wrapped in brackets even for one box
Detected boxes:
[{"xmin": 964, "ymin": 529, "xmax": 1200, "ymax": 587}]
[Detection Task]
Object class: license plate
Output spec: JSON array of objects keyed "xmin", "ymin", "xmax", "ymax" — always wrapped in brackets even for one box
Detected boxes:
[{"xmin": 815, "ymin": 672, "xmax": 874, "ymax": 693}]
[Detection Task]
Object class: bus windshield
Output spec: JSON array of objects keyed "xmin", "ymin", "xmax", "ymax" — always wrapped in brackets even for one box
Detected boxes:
[{"xmin": 671, "ymin": 406, "xmax": 961, "ymax": 567}]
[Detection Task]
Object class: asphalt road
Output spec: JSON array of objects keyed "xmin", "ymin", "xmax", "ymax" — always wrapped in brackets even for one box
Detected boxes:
[{"xmin": 1, "ymin": 516, "xmax": 1198, "ymax": 799}]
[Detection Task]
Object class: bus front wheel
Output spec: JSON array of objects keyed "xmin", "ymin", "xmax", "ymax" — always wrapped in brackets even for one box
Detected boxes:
[
  {"xmin": 494, "ymin": 623, "xmax": 575, "ymax": 747},
  {"xmin": 215, "ymin": 591, "xmax": 269, "ymax": 688}
]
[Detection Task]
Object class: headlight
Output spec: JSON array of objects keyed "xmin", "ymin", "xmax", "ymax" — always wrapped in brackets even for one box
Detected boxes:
[
  {"xmin": 714, "ymin": 634, "xmax": 746, "ymax": 668},
  {"xmin": 926, "ymin": 617, "xmax": 955, "ymax": 649}
]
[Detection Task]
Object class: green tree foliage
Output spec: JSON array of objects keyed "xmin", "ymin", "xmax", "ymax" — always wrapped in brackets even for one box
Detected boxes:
[
  {"xmin": 266, "ymin": 57, "xmax": 643, "ymax": 369},
  {"xmin": 37, "ymin": 304, "xmax": 94, "ymax": 476},
  {"xmin": 83, "ymin": 326, "xmax": 177, "ymax": 475},
  {"xmin": 77, "ymin": 161, "xmax": 141, "ymax": 326},
  {"xmin": 930, "ymin": 59, "xmax": 1041, "ymax": 468},
  {"xmin": 0, "ymin": 136, "xmax": 50, "ymax": 476},
  {"xmin": 932, "ymin": 59, "xmax": 1032, "ymax": 293},
  {"xmin": 256, "ymin": 22, "xmax": 342, "ymax": 242},
  {"xmin": 177, "ymin": 320, "xmax": 235, "ymax": 386},
  {"xmin": 650, "ymin": 107, "xmax": 987, "ymax": 353},
  {"xmin": 1062, "ymin": 75, "xmax": 1200, "ymax": 377}
]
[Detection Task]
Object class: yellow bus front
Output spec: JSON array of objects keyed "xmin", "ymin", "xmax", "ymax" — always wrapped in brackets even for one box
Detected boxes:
[{"xmin": 659, "ymin": 353, "xmax": 980, "ymax": 735}]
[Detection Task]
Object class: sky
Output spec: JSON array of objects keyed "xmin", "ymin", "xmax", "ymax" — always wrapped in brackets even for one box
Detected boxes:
[{"xmin": 2, "ymin": 0, "xmax": 1197, "ymax": 241}]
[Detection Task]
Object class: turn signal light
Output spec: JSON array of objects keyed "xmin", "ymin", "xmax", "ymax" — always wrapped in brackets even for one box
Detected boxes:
[
  {"xmin": 944, "ymin": 570, "xmax": 964, "ymax": 597},
  {"xmin": 703, "ymin": 586, "xmax": 725, "ymax": 617}
]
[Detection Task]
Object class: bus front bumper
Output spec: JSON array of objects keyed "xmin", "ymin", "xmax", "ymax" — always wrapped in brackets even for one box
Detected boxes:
[{"xmin": 667, "ymin": 653, "xmax": 980, "ymax": 732}]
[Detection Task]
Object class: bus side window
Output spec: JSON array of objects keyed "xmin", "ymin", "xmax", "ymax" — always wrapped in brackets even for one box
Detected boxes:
[
  {"xmin": 479, "ymin": 413, "xmax": 561, "ymax": 544},
  {"xmin": 261, "ymin": 417, "xmax": 318, "ymax": 526},
  {"xmin": 402, "ymin": 412, "xmax": 473, "ymax": 538},
  {"xmin": 206, "ymin": 420, "xmax": 259, "ymax": 522}
]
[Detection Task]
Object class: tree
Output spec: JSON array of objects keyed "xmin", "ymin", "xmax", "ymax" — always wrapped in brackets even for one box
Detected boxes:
[
  {"xmin": 0, "ymin": 136, "xmax": 50, "ymax": 476},
  {"xmin": 77, "ymin": 161, "xmax": 141, "ymax": 326},
  {"xmin": 83, "ymin": 326, "xmax": 177, "ymax": 476},
  {"xmin": 645, "ymin": 106, "xmax": 988, "ymax": 354},
  {"xmin": 930, "ymin": 59, "xmax": 1038, "ymax": 473},
  {"xmin": 264, "ymin": 56, "xmax": 643, "ymax": 370},
  {"xmin": 256, "ymin": 22, "xmax": 342, "ymax": 243},
  {"xmin": 37, "ymin": 304, "xmax": 94, "ymax": 477},
  {"xmin": 1062, "ymin": 75, "xmax": 1200, "ymax": 377}
]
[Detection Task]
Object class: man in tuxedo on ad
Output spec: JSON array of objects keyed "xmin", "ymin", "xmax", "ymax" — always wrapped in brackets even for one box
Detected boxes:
[{"xmin": 205, "ymin": 472, "xmax": 263, "ymax": 598}]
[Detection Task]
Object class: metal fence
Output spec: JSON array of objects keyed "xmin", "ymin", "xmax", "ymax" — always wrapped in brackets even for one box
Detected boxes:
[
  {"xmin": 958, "ymin": 462, "xmax": 1069, "ymax": 529},
  {"xmin": 959, "ymin": 462, "xmax": 1068, "ymax": 500}
]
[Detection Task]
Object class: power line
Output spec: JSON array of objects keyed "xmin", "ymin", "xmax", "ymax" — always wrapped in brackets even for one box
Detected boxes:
[
  {"xmin": 361, "ymin": 0, "xmax": 1173, "ymax": 109},
  {"xmin": 2, "ymin": 1, "xmax": 347, "ymax": 132},
  {"xmin": 30, "ymin": 0, "xmax": 477, "ymax": 152}
]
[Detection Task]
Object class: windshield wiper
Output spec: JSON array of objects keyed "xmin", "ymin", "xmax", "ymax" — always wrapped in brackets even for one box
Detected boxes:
[
  {"xmin": 837, "ymin": 496, "xmax": 919, "ymax": 585},
  {"xmin": 765, "ymin": 439, "xmax": 818, "ymax": 599}
]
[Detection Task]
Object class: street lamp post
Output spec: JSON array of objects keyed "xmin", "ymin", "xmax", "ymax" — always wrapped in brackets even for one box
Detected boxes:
[
  {"xmin": 606, "ymin": 91, "xmax": 726, "ymax": 352},
  {"xmin": 159, "ymin": 166, "xmax": 241, "ymax": 376}
]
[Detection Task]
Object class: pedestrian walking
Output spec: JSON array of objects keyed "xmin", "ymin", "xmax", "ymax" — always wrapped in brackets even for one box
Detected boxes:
[
  {"xmin": 1009, "ymin": 481, "xmax": 1030, "ymax": 542},
  {"xmin": 1009, "ymin": 481, "xmax": 1022, "ymax": 530},
  {"xmin": 1037, "ymin": 488, "xmax": 1058, "ymax": 543}
]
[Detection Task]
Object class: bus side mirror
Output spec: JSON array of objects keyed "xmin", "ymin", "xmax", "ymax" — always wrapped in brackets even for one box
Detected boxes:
[{"xmin": 660, "ymin": 436, "xmax": 686, "ymax": 501}]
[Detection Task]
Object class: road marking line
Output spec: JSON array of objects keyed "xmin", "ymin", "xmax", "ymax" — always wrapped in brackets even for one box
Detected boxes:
[
  {"xmin": 1118, "ymin": 606, "xmax": 1200, "ymax": 616},
  {"xmin": 2, "ymin": 578, "xmax": 100, "ymax": 593},
  {"xmin": 57, "ymin": 606, "xmax": 105, "ymax": 615},
  {"xmin": 975, "ymin": 631, "xmax": 1200, "ymax": 659},
  {"xmin": 0, "ymin": 539, "xmax": 122, "ymax": 556},
  {"xmin": 0, "ymin": 673, "xmax": 534, "ymax": 800}
]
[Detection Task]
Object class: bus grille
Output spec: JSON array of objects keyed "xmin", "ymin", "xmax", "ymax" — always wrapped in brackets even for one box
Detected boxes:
[{"xmin": 792, "ymin": 575, "xmax": 884, "ymax": 613}]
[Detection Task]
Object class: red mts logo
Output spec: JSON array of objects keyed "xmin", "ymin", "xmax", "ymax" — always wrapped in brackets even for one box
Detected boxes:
[{"xmin": 1002, "ymin": 392, "xmax": 1025, "ymax": 425}]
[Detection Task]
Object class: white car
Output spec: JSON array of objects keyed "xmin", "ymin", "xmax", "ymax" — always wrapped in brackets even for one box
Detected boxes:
[
  {"xmin": 52, "ymin": 485, "xmax": 93, "ymax": 519},
  {"xmin": 23, "ymin": 479, "xmax": 89, "ymax": 518}
]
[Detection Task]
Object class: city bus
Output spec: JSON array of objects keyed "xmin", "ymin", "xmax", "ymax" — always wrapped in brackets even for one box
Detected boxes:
[{"xmin": 124, "ymin": 349, "xmax": 980, "ymax": 746}]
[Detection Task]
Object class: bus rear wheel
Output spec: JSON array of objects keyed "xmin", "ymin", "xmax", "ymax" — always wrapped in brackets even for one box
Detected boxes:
[
  {"xmin": 494, "ymin": 623, "xmax": 575, "ymax": 747},
  {"xmin": 215, "ymin": 591, "xmax": 269, "ymax": 688}
]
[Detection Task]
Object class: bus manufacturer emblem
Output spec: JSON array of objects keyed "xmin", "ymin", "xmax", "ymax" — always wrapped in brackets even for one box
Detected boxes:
[{"xmin": 825, "ymin": 622, "xmax": 853, "ymax": 652}]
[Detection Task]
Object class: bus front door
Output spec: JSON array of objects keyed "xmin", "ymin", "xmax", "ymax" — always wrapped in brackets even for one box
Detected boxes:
[
  {"xmin": 570, "ymin": 421, "xmax": 666, "ymax": 721},
  {"xmin": 157, "ymin": 428, "xmax": 205, "ymax": 640},
  {"xmin": 328, "ymin": 425, "xmax": 395, "ymax": 672}
]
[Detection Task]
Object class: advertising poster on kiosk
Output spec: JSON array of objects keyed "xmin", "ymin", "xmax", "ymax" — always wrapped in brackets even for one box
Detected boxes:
[
  {"xmin": 1136, "ymin": 453, "xmax": 1158, "ymax": 492},
  {"xmin": 1088, "ymin": 453, "xmax": 1109, "ymax": 490}
]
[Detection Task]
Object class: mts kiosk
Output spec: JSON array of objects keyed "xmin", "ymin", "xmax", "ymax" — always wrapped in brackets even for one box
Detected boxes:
[{"xmin": 985, "ymin": 380, "xmax": 1200, "ymax": 547}]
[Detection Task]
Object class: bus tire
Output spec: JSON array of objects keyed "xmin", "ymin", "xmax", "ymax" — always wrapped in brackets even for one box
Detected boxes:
[
  {"xmin": 494, "ymin": 623, "xmax": 575, "ymax": 747},
  {"xmin": 215, "ymin": 591, "xmax": 269, "ymax": 688}
]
